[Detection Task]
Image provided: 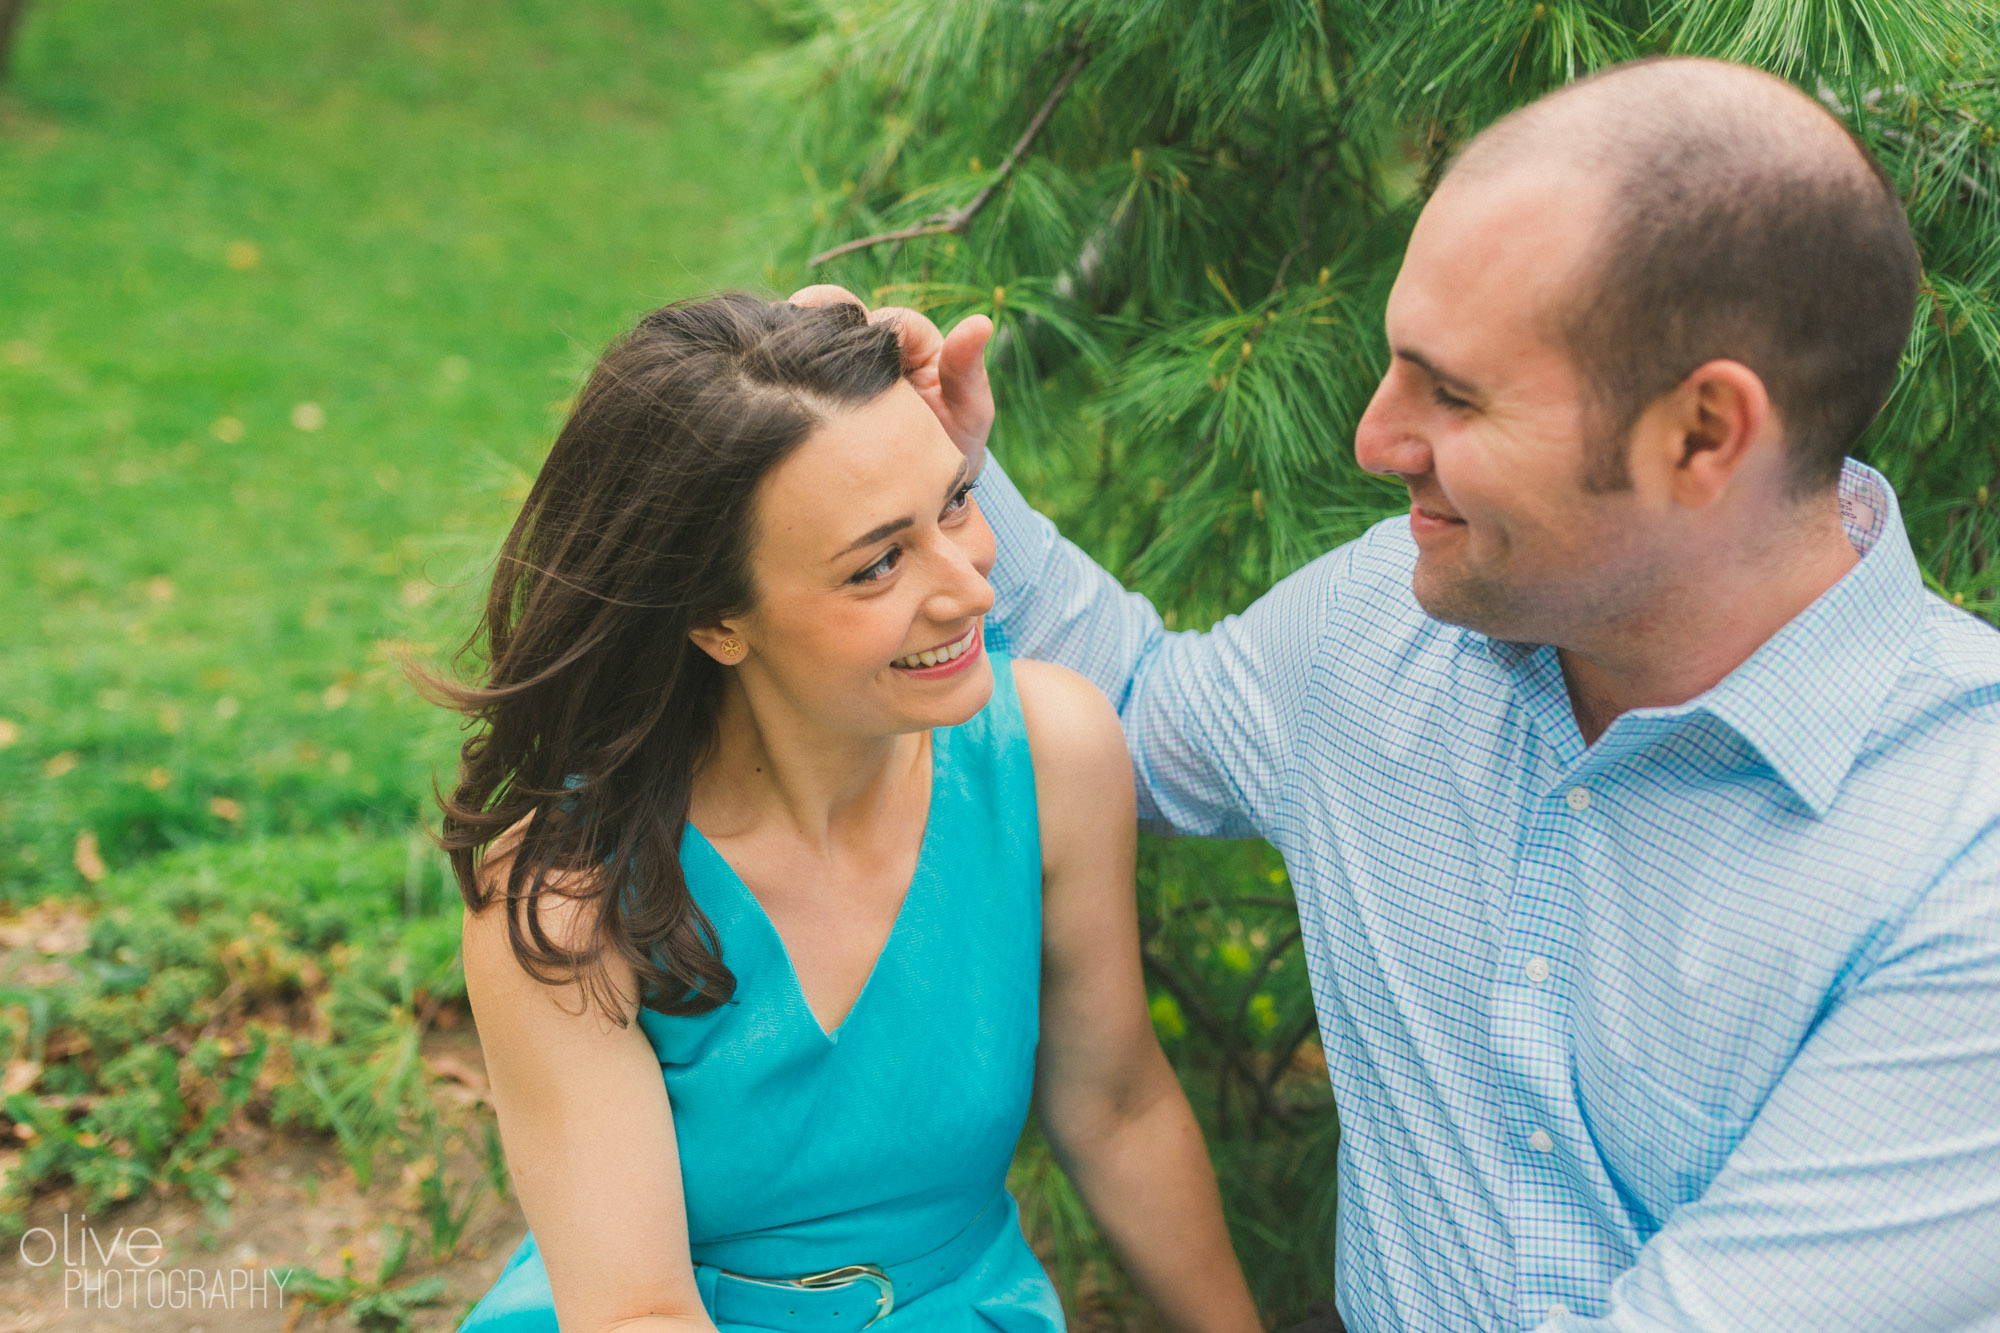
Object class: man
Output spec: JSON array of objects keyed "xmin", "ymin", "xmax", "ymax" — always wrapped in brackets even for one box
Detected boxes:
[{"xmin": 797, "ymin": 56, "xmax": 2000, "ymax": 1332}]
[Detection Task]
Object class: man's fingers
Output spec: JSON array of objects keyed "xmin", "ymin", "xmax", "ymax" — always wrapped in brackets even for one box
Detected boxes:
[
  {"xmin": 788, "ymin": 288, "xmax": 945, "ymax": 375},
  {"xmin": 787, "ymin": 284, "xmax": 870, "ymax": 314},
  {"xmin": 868, "ymin": 305, "xmax": 946, "ymax": 375},
  {"xmin": 939, "ymin": 315, "xmax": 994, "ymax": 411}
]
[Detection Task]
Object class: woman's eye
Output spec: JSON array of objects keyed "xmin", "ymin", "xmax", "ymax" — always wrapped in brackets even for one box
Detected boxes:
[
  {"xmin": 942, "ymin": 480, "xmax": 975, "ymax": 516},
  {"xmin": 850, "ymin": 546, "xmax": 901, "ymax": 584}
]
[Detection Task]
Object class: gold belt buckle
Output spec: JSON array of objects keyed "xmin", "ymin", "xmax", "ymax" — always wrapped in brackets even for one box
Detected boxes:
[{"xmin": 796, "ymin": 1263, "xmax": 895, "ymax": 1328}]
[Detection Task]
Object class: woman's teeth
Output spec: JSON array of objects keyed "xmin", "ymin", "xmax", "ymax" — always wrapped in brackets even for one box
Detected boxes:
[{"xmin": 894, "ymin": 625, "xmax": 977, "ymax": 670}]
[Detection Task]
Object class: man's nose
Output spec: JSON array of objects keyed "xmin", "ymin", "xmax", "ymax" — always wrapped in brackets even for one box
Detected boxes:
[{"xmin": 1354, "ymin": 379, "xmax": 1430, "ymax": 480}]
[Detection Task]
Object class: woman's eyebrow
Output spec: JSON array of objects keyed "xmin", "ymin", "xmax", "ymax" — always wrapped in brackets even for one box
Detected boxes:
[
  {"xmin": 830, "ymin": 462, "xmax": 970, "ymax": 560},
  {"xmin": 835, "ymin": 515, "xmax": 914, "ymax": 558}
]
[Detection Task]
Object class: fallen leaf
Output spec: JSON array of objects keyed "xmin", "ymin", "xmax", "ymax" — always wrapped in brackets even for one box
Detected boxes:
[
  {"xmin": 33, "ymin": 914, "xmax": 87, "ymax": 953},
  {"xmin": 73, "ymin": 830, "xmax": 106, "ymax": 883},
  {"xmin": 426, "ymin": 1053, "xmax": 488, "ymax": 1093},
  {"xmin": 19, "ymin": 961, "xmax": 76, "ymax": 987},
  {"xmin": 208, "ymin": 796, "xmax": 244, "ymax": 823}
]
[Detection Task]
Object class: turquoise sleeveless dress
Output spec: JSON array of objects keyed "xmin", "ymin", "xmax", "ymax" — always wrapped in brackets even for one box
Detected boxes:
[{"xmin": 458, "ymin": 651, "xmax": 1065, "ymax": 1333}]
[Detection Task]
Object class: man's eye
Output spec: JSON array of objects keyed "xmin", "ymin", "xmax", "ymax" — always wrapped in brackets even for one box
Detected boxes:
[
  {"xmin": 1432, "ymin": 385, "xmax": 1473, "ymax": 412},
  {"xmin": 850, "ymin": 546, "xmax": 901, "ymax": 584}
]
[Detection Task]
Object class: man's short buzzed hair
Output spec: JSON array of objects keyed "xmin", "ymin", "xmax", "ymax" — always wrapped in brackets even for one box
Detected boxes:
[{"xmin": 1446, "ymin": 56, "xmax": 1921, "ymax": 495}]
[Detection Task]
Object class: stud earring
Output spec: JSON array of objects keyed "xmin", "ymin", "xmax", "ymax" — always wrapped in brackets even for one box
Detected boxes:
[{"xmin": 721, "ymin": 637, "xmax": 742, "ymax": 659}]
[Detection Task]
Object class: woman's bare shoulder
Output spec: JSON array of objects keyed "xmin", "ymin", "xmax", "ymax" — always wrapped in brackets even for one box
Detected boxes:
[
  {"xmin": 1010, "ymin": 658, "xmax": 1135, "ymax": 847},
  {"xmin": 1012, "ymin": 658, "xmax": 1127, "ymax": 763},
  {"xmin": 461, "ymin": 811, "xmax": 629, "ymax": 1024}
]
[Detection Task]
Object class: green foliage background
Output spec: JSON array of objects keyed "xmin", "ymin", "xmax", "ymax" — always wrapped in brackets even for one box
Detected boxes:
[
  {"xmin": 770, "ymin": 0, "xmax": 2000, "ymax": 627},
  {"xmin": 1, "ymin": 0, "xmax": 1996, "ymax": 1328}
]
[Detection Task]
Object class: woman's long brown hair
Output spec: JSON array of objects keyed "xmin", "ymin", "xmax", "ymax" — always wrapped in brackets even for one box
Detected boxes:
[{"xmin": 422, "ymin": 294, "xmax": 904, "ymax": 1022}]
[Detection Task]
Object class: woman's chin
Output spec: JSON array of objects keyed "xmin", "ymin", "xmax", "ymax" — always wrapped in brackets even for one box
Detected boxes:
[{"xmin": 886, "ymin": 653, "xmax": 995, "ymax": 732}]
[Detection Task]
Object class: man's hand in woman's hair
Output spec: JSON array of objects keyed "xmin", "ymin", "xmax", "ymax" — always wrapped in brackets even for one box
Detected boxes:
[{"xmin": 788, "ymin": 284, "xmax": 995, "ymax": 476}]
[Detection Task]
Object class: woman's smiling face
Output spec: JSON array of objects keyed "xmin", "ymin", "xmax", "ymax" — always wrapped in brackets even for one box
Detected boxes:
[{"xmin": 713, "ymin": 377, "xmax": 997, "ymax": 739}]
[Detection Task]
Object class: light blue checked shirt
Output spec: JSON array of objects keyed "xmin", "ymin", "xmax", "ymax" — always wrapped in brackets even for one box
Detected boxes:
[{"xmin": 977, "ymin": 455, "xmax": 2000, "ymax": 1333}]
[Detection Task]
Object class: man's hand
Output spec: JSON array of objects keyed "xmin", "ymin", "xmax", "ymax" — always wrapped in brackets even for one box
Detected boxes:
[{"xmin": 788, "ymin": 284, "xmax": 995, "ymax": 476}]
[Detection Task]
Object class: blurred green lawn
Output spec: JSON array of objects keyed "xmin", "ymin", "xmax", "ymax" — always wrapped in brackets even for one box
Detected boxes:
[{"xmin": 0, "ymin": 0, "xmax": 792, "ymax": 897}]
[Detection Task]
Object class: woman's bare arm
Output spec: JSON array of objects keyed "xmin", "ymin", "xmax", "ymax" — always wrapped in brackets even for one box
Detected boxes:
[
  {"xmin": 1014, "ymin": 660, "xmax": 1264, "ymax": 1333},
  {"xmin": 462, "ymin": 827, "xmax": 719, "ymax": 1333}
]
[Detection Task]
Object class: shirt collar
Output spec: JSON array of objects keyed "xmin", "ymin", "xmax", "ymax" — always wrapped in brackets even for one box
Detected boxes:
[
  {"xmin": 1473, "ymin": 459, "xmax": 1928, "ymax": 817},
  {"xmin": 1690, "ymin": 459, "xmax": 1925, "ymax": 815}
]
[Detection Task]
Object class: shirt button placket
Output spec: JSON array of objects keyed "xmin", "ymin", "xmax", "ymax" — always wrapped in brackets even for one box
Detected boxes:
[{"xmin": 1504, "ymin": 780, "xmax": 1593, "ymax": 1333}]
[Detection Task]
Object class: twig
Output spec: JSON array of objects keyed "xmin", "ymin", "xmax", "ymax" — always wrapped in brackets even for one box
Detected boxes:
[
  {"xmin": 1272, "ymin": 155, "xmax": 1334, "ymax": 295},
  {"xmin": 1142, "ymin": 951, "xmax": 1295, "ymax": 1130},
  {"xmin": 809, "ymin": 42, "xmax": 1091, "ymax": 267},
  {"xmin": 1232, "ymin": 926, "xmax": 1302, "ymax": 1033},
  {"xmin": 1144, "ymin": 893, "xmax": 1293, "ymax": 946},
  {"xmin": 1260, "ymin": 1011, "xmax": 1324, "ymax": 1107}
]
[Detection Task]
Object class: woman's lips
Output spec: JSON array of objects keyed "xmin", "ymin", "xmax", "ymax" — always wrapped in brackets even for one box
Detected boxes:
[{"xmin": 891, "ymin": 622, "xmax": 984, "ymax": 679}]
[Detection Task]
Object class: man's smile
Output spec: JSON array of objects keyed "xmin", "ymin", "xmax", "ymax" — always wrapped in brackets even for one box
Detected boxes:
[{"xmin": 1409, "ymin": 500, "xmax": 1468, "ymax": 538}]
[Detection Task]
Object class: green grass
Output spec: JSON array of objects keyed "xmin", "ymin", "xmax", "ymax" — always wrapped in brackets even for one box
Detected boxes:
[
  {"xmin": 0, "ymin": 0, "xmax": 793, "ymax": 895},
  {"xmin": 0, "ymin": 0, "xmax": 813, "ymax": 1310}
]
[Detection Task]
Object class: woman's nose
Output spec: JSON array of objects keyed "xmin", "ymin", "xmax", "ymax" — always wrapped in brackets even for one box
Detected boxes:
[{"xmin": 934, "ymin": 521, "xmax": 997, "ymax": 621}]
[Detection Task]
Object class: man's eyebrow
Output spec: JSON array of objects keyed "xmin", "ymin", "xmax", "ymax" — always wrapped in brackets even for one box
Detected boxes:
[
  {"xmin": 1395, "ymin": 348, "xmax": 1480, "ymax": 398},
  {"xmin": 832, "ymin": 461, "xmax": 970, "ymax": 560}
]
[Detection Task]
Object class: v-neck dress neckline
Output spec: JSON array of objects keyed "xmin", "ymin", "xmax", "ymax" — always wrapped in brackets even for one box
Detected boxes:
[
  {"xmin": 680, "ymin": 728, "xmax": 946, "ymax": 1043},
  {"xmin": 460, "ymin": 650, "xmax": 1061, "ymax": 1333}
]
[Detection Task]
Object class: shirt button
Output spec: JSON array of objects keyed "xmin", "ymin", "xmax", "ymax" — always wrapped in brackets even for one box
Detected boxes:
[
  {"xmin": 1564, "ymin": 787, "xmax": 1591, "ymax": 812},
  {"xmin": 1524, "ymin": 957, "xmax": 1551, "ymax": 984},
  {"xmin": 1549, "ymin": 1303, "xmax": 1571, "ymax": 1319},
  {"xmin": 1527, "ymin": 1128, "xmax": 1554, "ymax": 1153}
]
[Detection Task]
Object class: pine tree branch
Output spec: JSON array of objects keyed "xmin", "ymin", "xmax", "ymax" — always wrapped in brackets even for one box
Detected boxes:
[{"xmin": 809, "ymin": 42, "xmax": 1091, "ymax": 267}]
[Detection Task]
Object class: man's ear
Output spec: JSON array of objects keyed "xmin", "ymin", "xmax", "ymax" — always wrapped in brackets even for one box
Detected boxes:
[
  {"xmin": 1637, "ymin": 359, "xmax": 1773, "ymax": 508},
  {"xmin": 688, "ymin": 622, "xmax": 749, "ymax": 667}
]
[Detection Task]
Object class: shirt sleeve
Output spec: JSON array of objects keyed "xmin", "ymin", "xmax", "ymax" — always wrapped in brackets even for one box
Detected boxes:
[
  {"xmin": 979, "ymin": 453, "xmax": 1347, "ymax": 841},
  {"xmin": 1551, "ymin": 858, "xmax": 2000, "ymax": 1332}
]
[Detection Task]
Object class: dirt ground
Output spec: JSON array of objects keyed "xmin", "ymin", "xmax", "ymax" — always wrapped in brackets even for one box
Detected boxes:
[{"xmin": 0, "ymin": 1026, "xmax": 526, "ymax": 1333}]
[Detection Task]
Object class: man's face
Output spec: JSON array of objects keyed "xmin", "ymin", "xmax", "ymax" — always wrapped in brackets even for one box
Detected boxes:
[{"xmin": 1354, "ymin": 167, "xmax": 1665, "ymax": 644}]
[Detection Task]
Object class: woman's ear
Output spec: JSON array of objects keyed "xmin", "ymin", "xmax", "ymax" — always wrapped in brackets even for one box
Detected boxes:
[{"xmin": 688, "ymin": 623, "xmax": 749, "ymax": 667}]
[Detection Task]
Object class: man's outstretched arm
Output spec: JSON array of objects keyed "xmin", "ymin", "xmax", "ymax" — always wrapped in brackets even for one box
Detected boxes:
[{"xmin": 976, "ymin": 453, "xmax": 1349, "ymax": 839}]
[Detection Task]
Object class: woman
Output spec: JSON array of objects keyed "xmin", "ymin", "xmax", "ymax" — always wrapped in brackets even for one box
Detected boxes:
[{"xmin": 441, "ymin": 295, "xmax": 1260, "ymax": 1333}]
